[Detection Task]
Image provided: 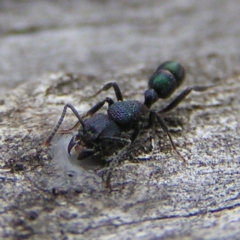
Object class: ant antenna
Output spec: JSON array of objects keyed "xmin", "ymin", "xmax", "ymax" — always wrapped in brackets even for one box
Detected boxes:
[{"xmin": 44, "ymin": 103, "xmax": 85, "ymax": 146}]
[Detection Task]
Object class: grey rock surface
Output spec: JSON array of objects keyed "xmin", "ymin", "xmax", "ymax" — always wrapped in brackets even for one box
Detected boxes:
[{"xmin": 0, "ymin": 0, "xmax": 240, "ymax": 239}]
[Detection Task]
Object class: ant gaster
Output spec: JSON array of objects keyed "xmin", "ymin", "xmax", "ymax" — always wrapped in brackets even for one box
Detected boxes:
[{"xmin": 45, "ymin": 61, "xmax": 209, "ymax": 186}]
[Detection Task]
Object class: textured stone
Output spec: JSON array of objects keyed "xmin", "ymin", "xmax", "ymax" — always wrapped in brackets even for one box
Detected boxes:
[{"xmin": 1, "ymin": 1, "xmax": 240, "ymax": 239}]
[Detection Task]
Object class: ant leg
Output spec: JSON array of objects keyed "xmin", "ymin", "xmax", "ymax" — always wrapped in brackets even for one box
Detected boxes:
[
  {"xmin": 103, "ymin": 142, "xmax": 132, "ymax": 188},
  {"xmin": 149, "ymin": 110, "xmax": 187, "ymax": 164},
  {"xmin": 87, "ymin": 82, "xmax": 123, "ymax": 101},
  {"xmin": 44, "ymin": 103, "xmax": 85, "ymax": 146},
  {"xmin": 85, "ymin": 97, "xmax": 114, "ymax": 117},
  {"xmin": 159, "ymin": 86, "xmax": 211, "ymax": 113},
  {"xmin": 78, "ymin": 149, "xmax": 96, "ymax": 160},
  {"xmin": 99, "ymin": 136, "xmax": 131, "ymax": 145},
  {"xmin": 130, "ymin": 124, "xmax": 142, "ymax": 142},
  {"xmin": 63, "ymin": 97, "xmax": 115, "ymax": 131},
  {"xmin": 98, "ymin": 136, "xmax": 132, "ymax": 188},
  {"xmin": 75, "ymin": 136, "xmax": 130, "ymax": 160}
]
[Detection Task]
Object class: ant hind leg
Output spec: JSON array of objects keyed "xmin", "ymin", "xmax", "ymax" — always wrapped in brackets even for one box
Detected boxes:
[{"xmin": 159, "ymin": 86, "xmax": 211, "ymax": 113}]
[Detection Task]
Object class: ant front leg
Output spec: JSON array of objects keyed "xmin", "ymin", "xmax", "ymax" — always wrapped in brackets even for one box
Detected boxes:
[
  {"xmin": 88, "ymin": 82, "xmax": 123, "ymax": 101},
  {"xmin": 130, "ymin": 124, "xmax": 143, "ymax": 142},
  {"xmin": 159, "ymin": 86, "xmax": 211, "ymax": 113},
  {"xmin": 99, "ymin": 136, "xmax": 131, "ymax": 145},
  {"xmin": 103, "ymin": 141, "xmax": 132, "ymax": 189},
  {"xmin": 149, "ymin": 110, "xmax": 187, "ymax": 164},
  {"xmin": 85, "ymin": 97, "xmax": 114, "ymax": 117}
]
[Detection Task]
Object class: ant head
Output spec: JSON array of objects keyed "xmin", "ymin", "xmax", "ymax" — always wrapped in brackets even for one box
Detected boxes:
[{"xmin": 144, "ymin": 61, "xmax": 185, "ymax": 108}]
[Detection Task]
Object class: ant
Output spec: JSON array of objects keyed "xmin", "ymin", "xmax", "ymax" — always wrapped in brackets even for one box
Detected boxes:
[{"xmin": 45, "ymin": 61, "xmax": 209, "ymax": 186}]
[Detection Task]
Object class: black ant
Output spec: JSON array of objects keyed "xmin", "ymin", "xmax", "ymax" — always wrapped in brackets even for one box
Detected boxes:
[{"xmin": 45, "ymin": 61, "xmax": 209, "ymax": 186}]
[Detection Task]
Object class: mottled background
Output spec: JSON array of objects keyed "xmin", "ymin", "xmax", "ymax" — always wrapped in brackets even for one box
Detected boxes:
[
  {"xmin": 1, "ymin": 0, "xmax": 240, "ymax": 95},
  {"xmin": 1, "ymin": 0, "xmax": 240, "ymax": 239}
]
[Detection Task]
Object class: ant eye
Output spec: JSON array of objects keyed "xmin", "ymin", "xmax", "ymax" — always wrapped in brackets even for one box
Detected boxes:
[
  {"xmin": 148, "ymin": 69, "xmax": 177, "ymax": 99},
  {"xmin": 156, "ymin": 61, "xmax": 185, "ymax": 87}
]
